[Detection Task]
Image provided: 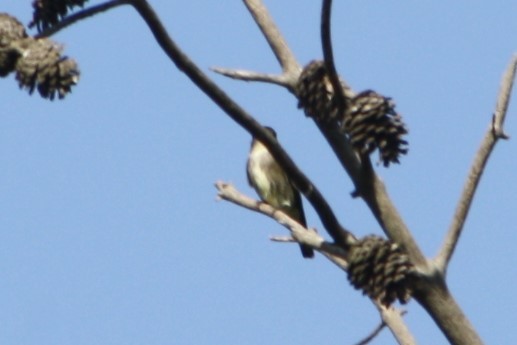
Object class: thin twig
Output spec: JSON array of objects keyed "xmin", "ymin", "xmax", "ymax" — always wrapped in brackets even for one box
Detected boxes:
[
  {"xmin": 215, "ymin": 181, "xmax": 350, "ymax": 260},
  {"xmin": 375, "ymin": 309, "xmax": 414, "ymax": 345},
  {"xmin": 35, "ymin": 0, "xmax": 131, "ymax": 38},
  {"xmin": 435, "ymin": 54, "xmax": 517, "ymax": 273},
  {"xmin": 129, "ymin": 0, "xmax": 355, "ymax": 249},
  {"xmin": 320, "ymin": 0, "xmax": 349, "ymax": 110},
  {"xmin": 211, "ymin": 67, "xmax": 290, "ymax": 87}
]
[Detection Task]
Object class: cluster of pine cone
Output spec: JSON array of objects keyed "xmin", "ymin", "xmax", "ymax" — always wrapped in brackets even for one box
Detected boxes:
[
  {"xmin": 0, "ymin": 13, "xmax": 79, "ymax": 100},
  {"xmin": 297, "ymin": 60, "xmax": 408, "ymax": 167}
]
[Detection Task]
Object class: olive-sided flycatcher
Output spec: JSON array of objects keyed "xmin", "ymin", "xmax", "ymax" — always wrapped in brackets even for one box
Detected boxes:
[{"xmin": 246, "ymin": 127, "xmax": 314, "ymax": 259}]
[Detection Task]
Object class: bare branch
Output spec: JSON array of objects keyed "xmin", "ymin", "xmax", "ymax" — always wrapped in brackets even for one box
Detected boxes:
[
  {"xmin": 211, "ymin": 67, "xmax": 291, "ymax": 87},
  {"xmin": 35, "ymin": 0, "xmax": 130, "ymax": 38},
  {"xmin": 216, "ymin": 181, "xmax": 350, "ymax": 259},
  {"xmin": 216, "ymin": 181, "xmax": 415, "ymax": 345},
  {"xmin": 270, "ymin": 235, "xmax": 296, "ymax": 243},
  {"xmin": 243, "ymin": 0, "xmax": 301, "ymax": 80},
  {"xmin": 435, "ymin": 54, "xmax": 517, "ymax": 273}
]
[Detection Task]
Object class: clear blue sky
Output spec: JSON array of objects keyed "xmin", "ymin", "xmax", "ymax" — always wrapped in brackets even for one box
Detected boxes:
[{"xmin": 1, "ymin": 1, "xmax": 516, "ymax": 344}]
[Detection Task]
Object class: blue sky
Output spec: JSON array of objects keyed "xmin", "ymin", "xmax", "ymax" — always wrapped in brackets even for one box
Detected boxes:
[{"xmin": 1, "ymin": 1, "xmax": 516, "ymax": 344}]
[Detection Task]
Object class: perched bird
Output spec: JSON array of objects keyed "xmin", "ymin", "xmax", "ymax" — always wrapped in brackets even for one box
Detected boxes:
[{"xmin": 246, "ymin": 127, "xmax": 314, "ymax": 259}]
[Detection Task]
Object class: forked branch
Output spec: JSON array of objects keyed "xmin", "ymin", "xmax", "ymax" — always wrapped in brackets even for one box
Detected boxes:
[
  {"xmin": 435, "ymin": 54, "xmax": 517, "ymax": 273},
  {"xmin": 212, "ymin": 0, "xmax": 301, "ymax": 91}
]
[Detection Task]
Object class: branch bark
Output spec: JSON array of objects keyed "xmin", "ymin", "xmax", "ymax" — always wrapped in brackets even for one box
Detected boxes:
[{"xmin": 435, "ymin": 54, "xmax": 517, "ymax": 273}]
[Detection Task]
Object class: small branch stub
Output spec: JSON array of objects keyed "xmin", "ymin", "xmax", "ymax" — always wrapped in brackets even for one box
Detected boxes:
[{"xmin": 492, "ymin": 112, "xmax": 510, "ymax": 139}]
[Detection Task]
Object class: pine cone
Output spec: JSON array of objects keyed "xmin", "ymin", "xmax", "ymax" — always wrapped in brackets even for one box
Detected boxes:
[
  {"xmin": 346, "ymin": 235, "xmax": 413, "ymax": 306},
  {"xmin": 14, "ymin": 38, "xmax": 79, "ymax": 100},
  {"xmin": 296, "ymin": 60, "xmax": 341, "ymax": 123},
  {"xmin": 30, "ymin": 0, "xmax": 89, "ymax": 32},
  {"xmin": 0, "ymin": 13, "xmax": 28, "ymax": 77},
  {"xmin": 343, "ymin": 90, "xmax": 408, "ymax": 167}
]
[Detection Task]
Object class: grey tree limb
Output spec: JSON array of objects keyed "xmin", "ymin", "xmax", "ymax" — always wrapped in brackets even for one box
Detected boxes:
[{"xmin": 435, "ymin": 55, "xmax": 517, "ymax": 273}]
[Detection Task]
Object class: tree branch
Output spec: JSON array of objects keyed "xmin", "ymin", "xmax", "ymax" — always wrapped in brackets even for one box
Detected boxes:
[
  {"xmin": 243, "ymin": 0, "xmax": 301, "ymax": 83},
  {"xmin": 215, "ymin": 181, "xmax": 349, "ymax": 260},
  {"xmin": 216, "ymin": 181, "xmax": 414, "ymax": 345},
  {"xmin": 435, "ymin": 54, "xmax": 517, "ymax": 273},
  {"xmin": 318, "ymin": 1, "xmax": 425, "ymax": 267},
  {"xmin": 35, "ymin": 0, "xmax": 131, "ymax": 38},
  {"xmin": 127, "ymin": 1, "xmax": 488, "ymax": 343},
  {"xmin": 129, "ymin": 0, "xmax": 355, "ymax": 249},
  {"xmin": 212, "ymin": 0, "xmax": 303, "ymax": 93},
  {"xmin": 209, "ymin": 4, "xmax": 484, "ymax": 343},
  {"xmin": 234, "ymin": 0, "xmax": 427, "ymax": 267}
]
